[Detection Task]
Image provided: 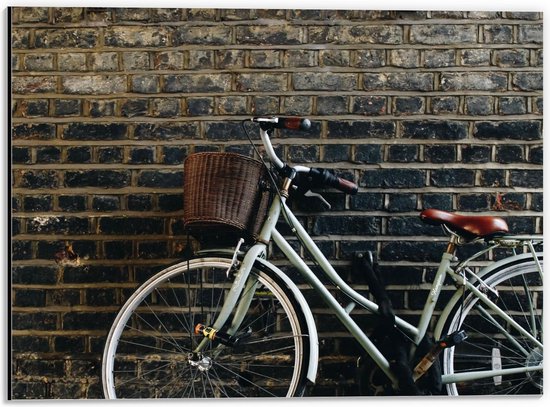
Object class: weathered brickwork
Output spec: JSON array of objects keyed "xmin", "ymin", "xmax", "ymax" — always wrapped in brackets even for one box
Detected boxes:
[{"xmin": 10, "ymin": 7, "xmax": 543, "ymax": 398}]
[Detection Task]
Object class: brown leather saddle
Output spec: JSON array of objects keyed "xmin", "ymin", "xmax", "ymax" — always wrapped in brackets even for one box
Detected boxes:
[{"xmin": 420, "ymin": 209, "xmax": 509, "ymax": 240}]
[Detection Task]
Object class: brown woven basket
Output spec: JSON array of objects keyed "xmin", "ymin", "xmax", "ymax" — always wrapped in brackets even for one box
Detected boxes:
[{"xmin": 183, "ymin": 152, "xmax": 270, "ymax": 242}]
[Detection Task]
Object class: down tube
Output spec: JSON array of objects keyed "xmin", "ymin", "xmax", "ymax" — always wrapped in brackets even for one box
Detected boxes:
[{"xmin": 271, "ymin": 229, "xmax": 399, "ymax": 387}]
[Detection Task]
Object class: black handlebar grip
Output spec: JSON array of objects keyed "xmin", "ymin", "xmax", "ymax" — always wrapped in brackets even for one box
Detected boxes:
[{"xmin": 310, "ymin": 168, "xmax": 359, "ymax": 195}]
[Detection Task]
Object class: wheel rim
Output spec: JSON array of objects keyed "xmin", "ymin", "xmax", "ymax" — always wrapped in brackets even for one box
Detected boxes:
[
  {"xmin": 443, "ymin": 261, "xmax": 543, "ymax": 395},
  {"xmin": 102, "ymin": 259, "xmax": 305, "ymax": 398}
]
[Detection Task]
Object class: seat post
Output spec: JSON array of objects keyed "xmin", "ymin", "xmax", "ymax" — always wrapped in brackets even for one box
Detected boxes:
[{"xmin": 445, "ymin": 233, "xmax": 460, "ymax": 255}]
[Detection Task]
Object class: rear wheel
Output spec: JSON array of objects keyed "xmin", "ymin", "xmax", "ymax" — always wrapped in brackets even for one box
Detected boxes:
[
  {"xmin": 102, "ymin": 257, "xmax": 310, "ymax": 398},
  {"xmin": 442, "ymin": 257, "xmax": 543, "ymax": 395}
]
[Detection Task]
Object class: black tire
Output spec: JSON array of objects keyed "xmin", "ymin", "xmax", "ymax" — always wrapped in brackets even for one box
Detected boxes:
[{"xmin": 102, "ymin": 257, "xmax": 310, "ymax": 398}]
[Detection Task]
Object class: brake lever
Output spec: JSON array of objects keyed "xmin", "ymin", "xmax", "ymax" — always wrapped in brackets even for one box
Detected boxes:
[{"xmin": 304, "ymin": 190, "xmax": 331, "ymax": 210}]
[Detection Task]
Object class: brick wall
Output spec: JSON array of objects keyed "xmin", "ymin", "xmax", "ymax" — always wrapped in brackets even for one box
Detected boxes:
[{"xmin": 10, "ymin": 7, "xmax": 543, "ymax": 398}]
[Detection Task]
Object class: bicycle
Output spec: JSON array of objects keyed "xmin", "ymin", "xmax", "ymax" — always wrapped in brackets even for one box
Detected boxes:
[{"xmin": 101, "ymin": 117, "xmax": 543, "ymax": 398}]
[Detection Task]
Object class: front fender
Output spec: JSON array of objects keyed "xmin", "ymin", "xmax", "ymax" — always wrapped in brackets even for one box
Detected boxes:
[{"xmin": 196, "ymin": 249, "xmax": 319, "ymax": 384}]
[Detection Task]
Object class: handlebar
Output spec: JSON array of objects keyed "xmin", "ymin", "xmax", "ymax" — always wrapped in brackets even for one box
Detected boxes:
[{"xmin": 251, "ymin": 117, "xmax": 359, "ymax": 195}]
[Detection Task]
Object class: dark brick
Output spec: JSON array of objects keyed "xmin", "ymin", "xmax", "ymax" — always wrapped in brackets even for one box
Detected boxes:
[
  {"xmin": 465, "ymin": 96, "xmax": 494, "ymax": 115},
  {"xmin": 20, "ymin": 100, "xmax": 49, "ymax": 117},
  {"xmin": 158, "ymin": 194, "xmax": 183, "ymax": 211},
  {"xmin": 498, "ymin": 97, "xmax": 526, "ymax": 115},
  {"xmin": 137, "ymin": 170, "xmax": 183, "ymax": 188},
  {"xmin": 26, "ymin": 216, "xmax": 89, "ymax": 234},
  {"xmin": 162, "ymin": 146, "xmax": 187, "ymax": 165},
  {"xmin": 65, "ymin": 170, "xmax": 131, "ymax": 188},
  {"xmin": 174, "ymin": 26, "xmax": 232, "ymax": 45},
  {"xmin": 18, "ymin": 359, "xmax": 65, "ymax": 377},
  {"xmin": 12, "ymin": 336, "xmax": 50, "ymax": 353},
  {"xmin": 218, "ymin": 96, "xmax": 247, "ymax": 115},
  {"xmin": 11, "ymin": 382, "xmax": 47, "ymax": 399},
  {"xmin": 480, "ymin": 169, "xmax": 505, "ymax": 187},
  {"xmin": 457, "ymin": 194, "xmax": 491, "ymax": 211},
  {"xmin": 352, "ymin": 96, "xmax": 386, "ymax": 115},
  {"xmin": 98, "ymin": 217, "xmax": 164, "ymax": 235},
  {"xmin": 204, "ymin": 122, "xmax": 247, "ymax": 141},
  {"xmin": 54, "ymin": 99, "xmax": 81, "ymax": 116},
  {"xmin": 421, "ymin": 194, "xmax": 453, "ymax": 211},
  {"xmin": 430, "ymin": 169, "xmax": 475, "ymax": 187},
  {"xmin": 127, "ymin": 194, "xmax": 153, "ymax": 211},
  {"xmin": 380, "ymin": 241, "xmax": 447, "ymax": 262},
  {"xmin": 494, "ymin": 49, "xmax": 529, "ymax": 67},
  {"xmin": 461, "ymin": 145, "xmax": 491, "ymax": 163},
  {"xmin": 12, "ymin": 312, "xmax": 57, "ymax": 330},
  {"xmin": 12, "ymin": 266, "xmax": 57, "ymax": 284},
  {"xmin": 400, "ymin": 120, "xmax": 468, "ymax": 140},
  {"xmin": 387, "ymin": 194, "xmax": 417, "ymax": 212},
  {"xmin": 11, "ymin": 147, "xmax": 31, "ymax": 164},
  {"xmin": 63, "ymin": 265, "xmax": 129, "ymax": 283},
  {"xmin": 440, "ymin": 72, "xmax": 507, "ymax": 91},
  {"xmin": 66, "ymin": 146, "xmax": 91, "ymax": 163},
  {"xmin": 328, "ymin": 121, "xmax": 395, "ymax": 139},
  {"xmin": 496, "ymin": 145, "xmax": 524, "ymax": 163},
  {"xmin": 350, "ymin": 193, "xmax": 384, "ymax": 211},
  {"xmin": 18, "ymin": 170, "xmax": 58, "ymax": 189},
  {"xmin": 164, "ymin": 74, "xmax": 232, "ymax": 93},
  {"xmin": 92, "ymin": 195, "xmax": 120, "ymax": 211},
  {"xmin": 324, "ymin": 145, "xmax": 351, "ymax": 162},
  {"xmin": 482, "ymin": 24, "xmax": 513, "ymax": 43},
  {"xmin": 62, "ymin": 312, "xmax": 117, "ymax": 330},
  {"xmin": 311, "ymin": 216, "xmax": 381, "ymax": 236},
  {"xmin": 86, "ymin": 288, "xmax": 116, "ymax": 306},
  {"xmin": 394, "ymin": 97, "xmax": 424, "ymax": 115},
  {"xmin": 363, "ymin": 72, "xmax": 433, "ymax": 91},
  {"xmin": 121, "ymin": 99, "xmax": 148, "ymax": 117},
  {"xmin": 529, "ymin": 146, "xmax": 543, "ymax": 165},
  {"xmin": 134, "ymin": 123, "xmax": 200, "ymax": 140},
  {"xmin": 431, "ymin": 96, "xmax": 459, "ymax": 114},
  {"xmin": 288, "ymin": 145, "xmax": 319, "ymax": 163},
  {"xmin": 387, "ymin": 216, "xmax": 430, "ymax": 235},
  {"xmin": 187, "ymin": 97, "xmax": 214, "ymax": 116},
  {"xmin": 98, "ymin": 147, "xmax": 123, "ymax": 163},
  {"xmin": 131, "ymin": 75, "xmax": 160, "ymax": 93},
  {"xmin": 104, "ymin": 26, "xmax": 170, "ymax": 47},
  {"xmin": 35, "ymin": 28, "xmax": 98, "ymax": 48},
  {"xmin": 531, "ymin": 193, "xmax": 543, "ymax": 211},
  {"xmin": 424, "ymin": 145, "xmax": 456, "ymax": 163},
  {"xmin": 353, "ymin": 49, "xmax": 386, "ymax": 68},
  {"xmin": 512, "ymin": 72, "xmax": 542, "ymax": 91},
  {"xmin": 36, "ymin": 146, "xmax": 61, "ymax": 163},
  {"xmin": 14, "ymin": 289, "xmax": 46, "ymax": 307},
  {"xmin": 138, "ymin": 241, "xmax": 169, "ymax": 259},
  {"xmin": 90, "ymin": 100, "xmax": 116, "ymax": 117},
  {"xmin": 63, "ymin": 123, "xmax": 127, "ymax": 140},
  {"xmin": 236, "ymin": 25, "xmax": 302, "ymax": 45},
  {"xmin": 54, "ymin": 336, "xmax": 85, "ymax": 353},
  {"xmin": 23, "ymin": 195, "xmax": 53, "ymax": 212},
  {"xmin": 293, "ymin": 72, "xmax": 356, "ymax": 91},
  {"xmin": 490, "ymin": 193, "xmax": 527, "ymax": 211},
  {"xmin": 387, "ymin": 145, "xmax": 418, "ymax": 162},
  {"xmin": 129, "ymin": 147, "xmax": 155, "ymax": 164},
  {"xmin": 474, "ymin": 121, "xmax": 541, "ymax": 140},
  {"xmin": 58, "ymin": 195, "xmax": 86, "ymax": 212},
  {"xmin": 12, "ymin": 123, "xmax": 55, "ymax": 140},
  {"xmin": 317, "ymin": 96, "xmax": 348, "ymax": 115},
  {"xmin": 104, "ymin": 240, "xmax": 133, "ymax": 259},
  {"xmin": 355, "ymin": 144, "xmax": 382, "ymax": 164},
  {"xmin": 509, "ymin": 170, "xmax": 542, "ymax": 188},
  {"xmin": 410, "ymin": 24, "xmax": 476, "ymax": 44},
  {"xmin": 361, "ymin": 169, "xmax": 425, "ymax": 188}
]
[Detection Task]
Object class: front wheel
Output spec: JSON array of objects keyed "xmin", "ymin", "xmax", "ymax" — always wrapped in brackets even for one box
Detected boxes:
[
  {"xmin": 442, "ymin": 256, "xmax": 543, "ymax": 395},
  {"xmin": 102, "ymin": 257, "xmax": 310, "ymax": 398}
]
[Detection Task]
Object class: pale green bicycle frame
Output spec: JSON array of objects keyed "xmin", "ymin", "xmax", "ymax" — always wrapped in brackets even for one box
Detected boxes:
[{"xmin": 195, "ymin": 126, "xmax": 543, "ymax": 390}]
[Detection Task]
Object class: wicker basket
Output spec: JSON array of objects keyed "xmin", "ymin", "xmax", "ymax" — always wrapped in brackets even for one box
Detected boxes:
[{"xmin": 183, "ymin": 152, "xmax": 270, "ymax": 242}]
